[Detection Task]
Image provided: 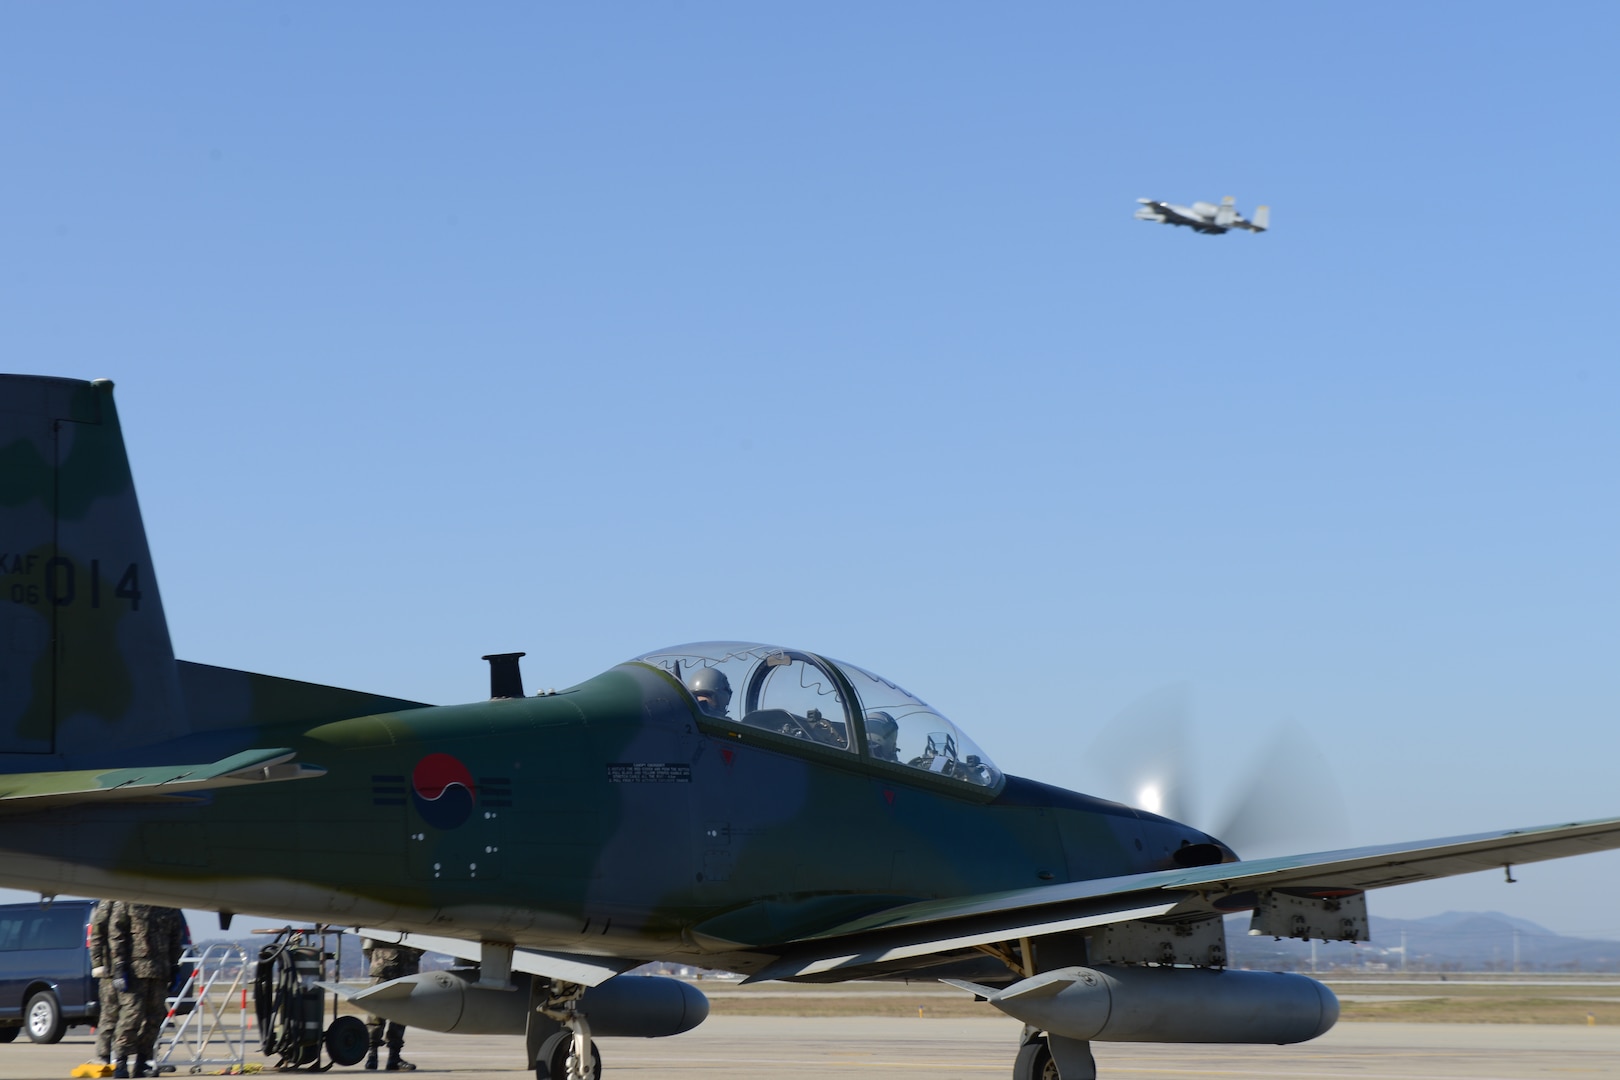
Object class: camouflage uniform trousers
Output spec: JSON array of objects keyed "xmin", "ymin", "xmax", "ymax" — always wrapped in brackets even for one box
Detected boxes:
[
  {"xmin": 363, "ymin": 942, "xmax": 421, "ymax": 1055},
  {"xmin": 365, "ymin": 977, "xmax": 408, "ymax": 1052},
  {"xmin": 112, "ymin": 978, "xmax": 167, "ymax": 1062},
  {"xmin": 94, "ymin": 978, "xmax": 122, "ymax": 1062}
]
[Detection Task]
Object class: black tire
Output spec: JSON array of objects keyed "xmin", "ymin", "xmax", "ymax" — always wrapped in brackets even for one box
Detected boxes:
[
  {"xmin": 1013, "ymin": 1038, "xmax": 1058, "ymax": 1080},
  {"xmin": 324, "ymin": 1015, "xmax": 369, "ymax": 1067},
  {"xmin": 536, "ymin": 1030, "xmax": 601, "ymax": 1080},
  {"xmin": 24, "ymin": 991, "xmax": 65, "ymax": 1044},
  {"xmin": 0, "ymin": 1025, "xmax": 18, "ymax": 1044}
]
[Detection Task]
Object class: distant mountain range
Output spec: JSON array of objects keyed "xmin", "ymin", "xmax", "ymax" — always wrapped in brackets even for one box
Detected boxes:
[{"xmin": 1230, "ymin": 910, "xmax": 1620, "ymax": 973}]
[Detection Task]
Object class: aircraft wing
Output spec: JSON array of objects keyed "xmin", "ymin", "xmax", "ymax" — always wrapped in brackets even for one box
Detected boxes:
[
  {"xmin": 0, "ymin": 748, "xmax": 324, "ymax": 812},
  {"xmin": 356, "ymin": 929, "xmax": 640, "ymax": 987},
  {"xmin": 749, "ymin": 815, "xmax": 1620, "ymax": 981}
]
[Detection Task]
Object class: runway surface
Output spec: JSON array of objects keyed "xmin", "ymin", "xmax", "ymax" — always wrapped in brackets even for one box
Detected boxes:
[{"xmin": 11, "ymin": 1018, "xmax": 1619, "ymax": 1080}]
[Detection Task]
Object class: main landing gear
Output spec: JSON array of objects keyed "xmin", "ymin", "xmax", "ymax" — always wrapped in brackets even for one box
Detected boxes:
[
  {"xmin": 1014, "ymin": 1028, "xmax": 1095, "ymax": 1080},
  {"xmin": 532, "ymin": 981, "xmax": 600, "ymax": 1080}
]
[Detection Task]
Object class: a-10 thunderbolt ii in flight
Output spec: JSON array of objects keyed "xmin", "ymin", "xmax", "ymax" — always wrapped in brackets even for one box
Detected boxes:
[
  {"xmin": 4, "ymin": 374, "xmax": 1620, "ymax": 1080},
  {"xmin": 1135, "ymin": 195, "xmax": 1269, "ymax": 234}
]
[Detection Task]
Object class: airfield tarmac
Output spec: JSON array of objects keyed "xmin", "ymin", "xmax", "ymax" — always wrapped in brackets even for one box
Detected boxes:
[{"xmin": 10, "ymin": 1019, "xmax": 1620, "ymax": 1080}]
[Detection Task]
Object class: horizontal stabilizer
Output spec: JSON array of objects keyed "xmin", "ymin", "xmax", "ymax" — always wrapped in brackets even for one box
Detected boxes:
[{"xmin": 0, "ymin": 747, "xmax": 323, "ymax": 813}]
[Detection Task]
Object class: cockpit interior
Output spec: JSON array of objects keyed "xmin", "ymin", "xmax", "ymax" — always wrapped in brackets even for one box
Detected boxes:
[{"xmin": 632, "ymin": 642, "xmax": 1001, "ymax": 789}]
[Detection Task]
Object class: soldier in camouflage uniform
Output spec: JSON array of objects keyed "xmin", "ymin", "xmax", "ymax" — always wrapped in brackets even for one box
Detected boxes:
[
  {"xmin": 88, "ymin": 900, "xmax": 123, "ymax": 1068},
  {"xmin": 109, "ymin": 903, "xmax": 184, "ymax": 1078},
  {"xmin": 362, "ymin": 939, "xmax": 423, "ymax": 1071},
  {"xmin": 142, "ymin": 907, "xmax": 186, "ymax": 1067}
]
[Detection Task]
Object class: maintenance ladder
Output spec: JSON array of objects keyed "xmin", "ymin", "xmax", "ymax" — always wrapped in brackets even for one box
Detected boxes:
[{"xmin": 155, "ymin": 942, "xmax": 252, "ymax": 1075}]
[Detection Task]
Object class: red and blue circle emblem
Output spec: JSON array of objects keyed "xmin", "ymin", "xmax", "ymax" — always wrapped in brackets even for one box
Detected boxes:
[{"xmin": 411, "ymin": 753, "xmax": 478, "ymax": 829}]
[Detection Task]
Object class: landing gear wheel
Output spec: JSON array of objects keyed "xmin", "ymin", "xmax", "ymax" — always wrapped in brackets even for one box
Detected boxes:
[
  {"xmin": 536, "ymin": 1030, "xmax": 601, "ymax": 1080},
  {"xmin": 1013, "ymin": 1038, "xmax": 1057, "ymax": 1080},
  {"xmin": 323, "ymin": 1016, "xmax": 369, "ymax": 1067},
  {"xmin": 24, "ymin": 991, "xmax": 65, "ymax": 1044},
  {"xmin": 0, "ymin": 1026, "xmax": 17, "ymax": 1044}
]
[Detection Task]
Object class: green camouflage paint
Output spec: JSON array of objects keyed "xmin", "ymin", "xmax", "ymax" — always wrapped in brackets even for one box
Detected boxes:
[{"xmin": 10, "ymin": 374, "xmax": 1609, "ymax": 999}]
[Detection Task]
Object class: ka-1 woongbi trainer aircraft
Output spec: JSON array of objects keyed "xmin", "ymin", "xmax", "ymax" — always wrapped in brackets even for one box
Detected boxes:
[
  {"xmin": 1135, "ymin": 196, "xmax": 1269, "ymax": 234},
  {"xmin": 5, "ymin": 373, "xmax": 1620, "ymax": 1080}
]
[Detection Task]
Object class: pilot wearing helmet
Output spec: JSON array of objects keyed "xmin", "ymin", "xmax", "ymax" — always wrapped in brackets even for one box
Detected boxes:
[
  {"xmin": 864, "ymin": 710, "xmax": 900, "ymax": 762},
  {"xmin": 688, "ymin": 667, "xmax": 732, "ymax": 719}
]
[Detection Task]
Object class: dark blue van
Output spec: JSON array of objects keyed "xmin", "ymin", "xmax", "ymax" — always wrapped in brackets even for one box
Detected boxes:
[{"xmin": 0, "ymin": 899, "xmax": 98, "ymax": 1044}]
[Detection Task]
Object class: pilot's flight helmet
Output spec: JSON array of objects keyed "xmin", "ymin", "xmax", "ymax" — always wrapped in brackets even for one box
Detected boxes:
[
  {"xmin": 688, "ymin": 667, "xmax": 732, "ymax": 715},
  {"xmin": 864, "ymin": 710, "xmax": 898, "ymax": 738}
]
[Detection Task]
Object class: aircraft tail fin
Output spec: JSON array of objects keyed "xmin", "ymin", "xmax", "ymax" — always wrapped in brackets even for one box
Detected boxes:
[
  {"xmin": 1251, "ymin": 205, "xmax": 1270, "ymax": 232},
  {"xmin": 0, "ymin": 376, "xmax": 184, "ymax": 757},
  {"xmin": 1215, "ymin": 196, "xmax": 1237, "ymax": 228}
]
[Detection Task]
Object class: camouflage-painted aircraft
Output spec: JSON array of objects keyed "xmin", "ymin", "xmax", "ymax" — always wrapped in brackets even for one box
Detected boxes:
[{"xmin": 5, "ymin": 374, "xmax": 1620, "ymax": 1080}]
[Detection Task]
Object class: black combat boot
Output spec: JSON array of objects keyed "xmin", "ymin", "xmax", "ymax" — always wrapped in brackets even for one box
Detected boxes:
[
  {"xmin": 112, "ymin": 1060, "xmax": 129, "ymax": 1079},
  {"xmin": 132, "ymin": 1062, "xmax": 150, "ymax": 1078},
  {"xmin": 365, "ymin": 1048, "xmax": 379, "ymax": 1070},
  {"xmin": 385, "ymin": 1050, "xmax": 415, "ymax": 1071}
]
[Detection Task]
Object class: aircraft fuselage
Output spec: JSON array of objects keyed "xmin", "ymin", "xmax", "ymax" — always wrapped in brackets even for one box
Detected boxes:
[{"xmin": 0, "ymin": 662, "xmax": 1215, "ymax": 976}]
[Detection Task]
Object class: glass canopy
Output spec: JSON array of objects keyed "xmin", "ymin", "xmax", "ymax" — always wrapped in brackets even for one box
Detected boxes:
[{"xmin": 630, "ymin": 642, "xmax": 1001, "ymax": 789}]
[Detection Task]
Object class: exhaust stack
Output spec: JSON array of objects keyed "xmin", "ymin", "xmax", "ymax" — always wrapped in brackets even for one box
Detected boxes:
[{"xmin": 482, "ymin": 652, "xmax": 527, "ymax": 699}]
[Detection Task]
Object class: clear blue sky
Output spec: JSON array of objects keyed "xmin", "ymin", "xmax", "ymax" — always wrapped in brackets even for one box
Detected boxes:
[{"xmin": 4, "ymin": 4, "xmax": 1619, "ymax": 939}]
